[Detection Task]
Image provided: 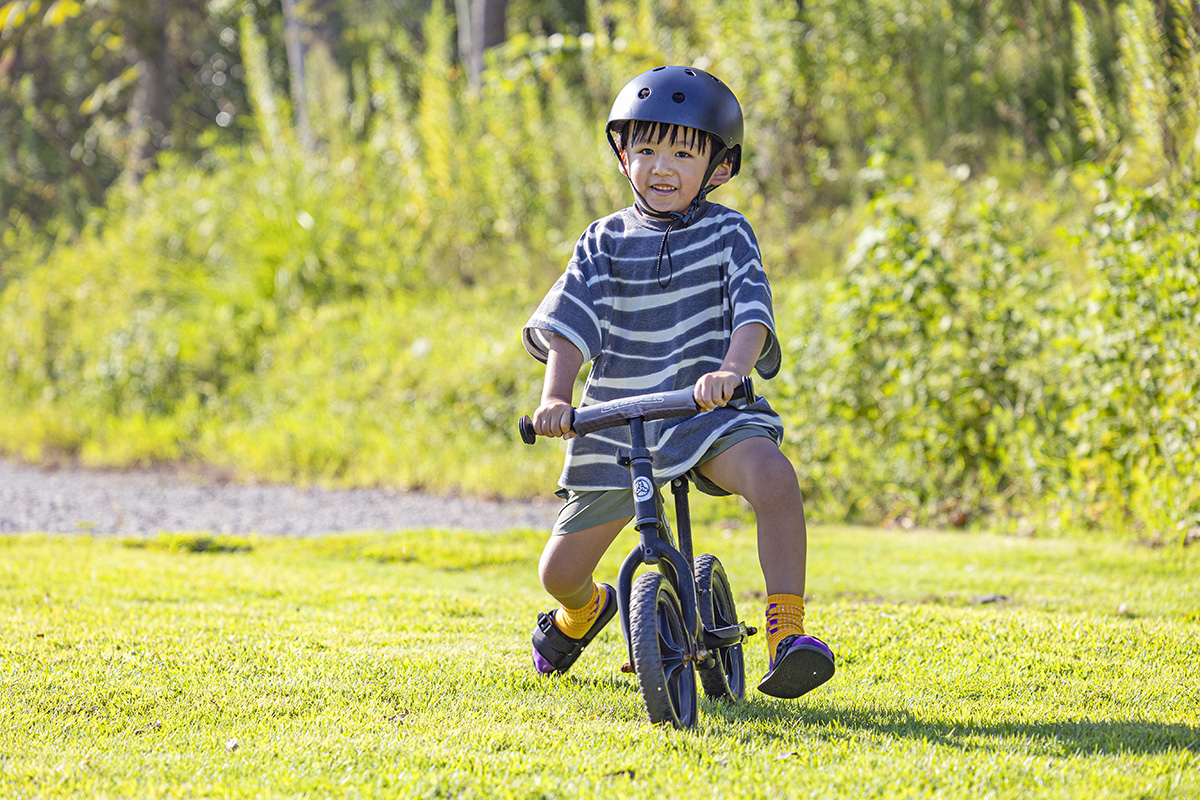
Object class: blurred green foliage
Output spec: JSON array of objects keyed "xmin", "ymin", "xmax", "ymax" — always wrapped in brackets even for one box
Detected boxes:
[
  {"xmin": 0, "ymin": 0, "xmax": 251, "ymax": 247},
  {"xmin": 2, "ymin": 0, "xmax": 1199, "ymax": 540},
  {"xmin": 780, "ymin": 164, "xmax": 1200, "ymax": 541}
]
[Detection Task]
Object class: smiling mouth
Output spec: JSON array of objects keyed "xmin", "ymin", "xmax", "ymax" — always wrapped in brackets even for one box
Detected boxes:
[{"xmin": 650, "ymin": 184, "xmax": 676, "ymax": 194}]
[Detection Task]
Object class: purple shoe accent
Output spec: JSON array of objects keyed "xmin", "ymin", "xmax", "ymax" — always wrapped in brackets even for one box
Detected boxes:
[
  {"xmin": 758, "ymin": 634, "xmax": 836, "ymax": 699},
  {"xmin": 770, "ymin": 634, "xmax": 833, "ymax": 670},
  {"xmin": 532, "ymin": 645, "xmax": 557, "ymax": 675}
]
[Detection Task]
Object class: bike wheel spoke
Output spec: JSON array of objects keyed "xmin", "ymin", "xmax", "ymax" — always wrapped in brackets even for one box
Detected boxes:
[{"xmin": 631, "ymin": 573, "xmax": 697, "ymax": 728}]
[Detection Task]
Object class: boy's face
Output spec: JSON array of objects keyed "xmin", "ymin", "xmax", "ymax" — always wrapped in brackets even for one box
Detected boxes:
[{"xmin": 619, "ymin": 125, "xmax": 732, "ymax": 215}]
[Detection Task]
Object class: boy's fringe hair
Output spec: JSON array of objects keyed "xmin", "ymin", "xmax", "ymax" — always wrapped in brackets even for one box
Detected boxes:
[{"xmin": 612, "ymin": 120, "xmax": 721, "ymax": 158}]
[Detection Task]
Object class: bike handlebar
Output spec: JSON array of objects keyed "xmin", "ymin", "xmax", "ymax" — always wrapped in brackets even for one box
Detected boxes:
[{"xmin": 518, "ymin": 376, "xmax": 755, "ymax": 445}]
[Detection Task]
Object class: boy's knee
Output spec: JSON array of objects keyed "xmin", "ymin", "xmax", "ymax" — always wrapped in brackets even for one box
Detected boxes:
[
  {"xmin": 538, "ymin": 548, "xmax": 590, "ymax": 598},
  {"xmin": 743, "ymin": 451, "xmax": 802, "ymax": 507},
  {"xmin": 538, "ymin": 555, "xmax": 570, "ymax": 596}
]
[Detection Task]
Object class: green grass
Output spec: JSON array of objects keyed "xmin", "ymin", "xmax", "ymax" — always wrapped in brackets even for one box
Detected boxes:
[{"xmin": 2, "ymin": 526, "xmax": 1197, "ymax": 799}]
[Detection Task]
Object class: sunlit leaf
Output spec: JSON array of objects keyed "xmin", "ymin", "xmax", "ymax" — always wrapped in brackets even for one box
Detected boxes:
[
  {"xmin": 0, "ymin": 0, "xmax": 34, "ymax": 31},
  {"xmin": 80, "ymin": 87, "xmax": 102, "ymax": 114},
  {"xmin": 43, "ymin": 0, "xmax": 81, "ymax": 26}
]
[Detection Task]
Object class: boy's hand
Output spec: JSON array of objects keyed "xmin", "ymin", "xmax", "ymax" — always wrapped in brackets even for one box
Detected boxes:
[
  {"xmin": 532, "ymin": 399, "xmax": 576, "ymax": 439},
  {"xmin": 694, "ymin": 370, "xmax": 743, "ymax": 412}
]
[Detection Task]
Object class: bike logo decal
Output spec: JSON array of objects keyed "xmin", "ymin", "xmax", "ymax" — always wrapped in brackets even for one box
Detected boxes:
[
  {"xmin": 633, "ymin": 476, "xmax": 654, "ymax": 501},
  {"xmin": 609, "ymin": 394, "xmax": 666, "ymax": 411}
]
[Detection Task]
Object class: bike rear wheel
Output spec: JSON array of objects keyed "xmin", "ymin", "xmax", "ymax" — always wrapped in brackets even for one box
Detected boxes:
[
  {"xmin": 630, "ymin": 572, "xmax": 698, "ymax": 728},
  {"xmin": 694, "ymin": 553, "xmax": 745, "ymax": 700}
]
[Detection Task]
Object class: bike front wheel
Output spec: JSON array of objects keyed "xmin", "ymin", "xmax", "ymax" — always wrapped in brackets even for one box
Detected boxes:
[{"xmin": 630, "ymin": 572, "xmax": 698, "ymax": 728}]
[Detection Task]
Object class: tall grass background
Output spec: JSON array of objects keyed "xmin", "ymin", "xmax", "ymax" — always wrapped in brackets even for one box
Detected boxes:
[{"xmin": 2, "ymin": 0, "xmax": 1198, "ymax": 541}]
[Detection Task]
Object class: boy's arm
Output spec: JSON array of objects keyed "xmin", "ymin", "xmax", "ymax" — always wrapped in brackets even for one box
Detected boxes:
[
  {"xmin": 694, "ymin": 322, "xmax": 768, "ymax": 412},
  {"xmin": 533, "ymin": 334, "xmax": 585, "ymax": 438}
]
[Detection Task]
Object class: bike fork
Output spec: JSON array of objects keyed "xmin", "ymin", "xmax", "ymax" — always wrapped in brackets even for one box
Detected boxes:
[{"xmin": 616, "ymin": 417, "xmax": 702, "ymax": 672}]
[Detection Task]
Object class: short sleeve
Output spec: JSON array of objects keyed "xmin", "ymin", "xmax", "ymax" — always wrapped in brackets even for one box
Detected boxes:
[
  {"xmin": 522, "ymin": 260, "xmax": 604, "ymax": 365},
  {"xmin": 727, "ymin": 220, "xmax": 781, "ymax": 379}
]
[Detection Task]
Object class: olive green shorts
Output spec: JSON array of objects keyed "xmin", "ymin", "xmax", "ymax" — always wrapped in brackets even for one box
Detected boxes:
[{"xmin": 551, "ymin": 426, "xmax": 774, "ymax": 536}]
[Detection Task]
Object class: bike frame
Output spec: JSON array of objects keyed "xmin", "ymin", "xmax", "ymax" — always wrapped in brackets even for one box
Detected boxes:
[
  {"xmin": 611, "ymin": 415, "xmax": 752, "ymax": 674},
  {"xmin": 613, "ymin": 416, "xmax": 705, "ymax": 670},
  {"xmin": 519, "ymin": 379, "xmax": 754, "ymax": 672}
]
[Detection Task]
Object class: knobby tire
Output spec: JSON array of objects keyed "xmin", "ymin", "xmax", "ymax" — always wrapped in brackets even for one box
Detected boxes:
[{"xmin": 629, "ymin": 572, "xmax": 697, "ymax": 728}]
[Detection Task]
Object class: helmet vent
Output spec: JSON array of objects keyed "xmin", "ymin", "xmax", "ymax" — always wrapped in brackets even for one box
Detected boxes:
[
  {"xmin": 672, "ymin": 92, "xmax": 686, "ymax": 103},
  {"xmin": 638, "ymin": 87, "xmax": 651, "ymax": 99},
  {"xmin": 684, "ymin": 69, "xmax": 696, "ymax": 76}
]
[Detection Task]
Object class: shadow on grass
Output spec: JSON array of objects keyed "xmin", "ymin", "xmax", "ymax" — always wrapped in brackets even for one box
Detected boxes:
[
  {"xmin": 524, "ymin": 654, "xmax": 1198, "ymax": 756},
  {"xmin": 559, "ymin": 671, "xmax": 641, "ymax": 694},
  {"xmin": 703, "ymin": 699, "xmax": 1200, "ymax": 756}
]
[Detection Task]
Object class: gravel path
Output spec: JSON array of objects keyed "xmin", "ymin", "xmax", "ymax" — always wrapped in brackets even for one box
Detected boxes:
[{"xmin": 0, "ymin": 459, "xmax": 559, "ymax": 536}]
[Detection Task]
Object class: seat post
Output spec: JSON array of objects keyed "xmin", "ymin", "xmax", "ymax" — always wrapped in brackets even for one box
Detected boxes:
[{"xmin": 671, "ymin": 477, "xmax": 693, "ymax": 568}]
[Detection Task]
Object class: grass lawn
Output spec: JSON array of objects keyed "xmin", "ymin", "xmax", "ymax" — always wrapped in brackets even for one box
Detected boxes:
[{"xmin": 1, "ymin": 524, "xmax": 1197, "ymax": 798}]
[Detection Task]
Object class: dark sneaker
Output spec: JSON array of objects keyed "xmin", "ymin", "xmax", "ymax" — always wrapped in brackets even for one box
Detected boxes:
[
  {"xmin": 757, "ymin": 634, "xmax": 835, "ymax": 698},
  {"xmin": 530, "ymin": 584, "xmax": 617, "ymax": 675}
]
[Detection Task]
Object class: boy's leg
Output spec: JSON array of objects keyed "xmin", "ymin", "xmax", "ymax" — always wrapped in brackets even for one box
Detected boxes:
[
  {"xmin": 539, "ymin": 516, "xmax": 628, "ymax": 610},
  {"xmin": 531, "ymin": 515, "xmax": 629, "ymax": 674},
  {"xmin": 695, "ymin": 436, "xmax": 806, "ymax": 596},
  {"xmin": 696, "ymin": 437, "xmax": 834, "ymax": 697}
]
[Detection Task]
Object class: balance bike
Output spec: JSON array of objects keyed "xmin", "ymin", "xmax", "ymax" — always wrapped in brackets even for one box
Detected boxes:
[{"xmin": 519, "ymin": 378, "xmax": 757, "ymax": 728}]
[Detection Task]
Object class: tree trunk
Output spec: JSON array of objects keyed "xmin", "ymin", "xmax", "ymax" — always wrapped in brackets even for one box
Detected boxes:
[
  {"xmin": 282, "ymin": 0, "xmax": 341, "ymax": 151},
  {"xmin": 282, "ymin": 0, "xmax": 314, "ymax": 151},
  {"xmin": 124, "ymin": 0, "xmax": 172, "ymax": 184},
  {"xmin": 458, "ymin": 0, "xmax": 508, "ymax": 88},
  {"xmin": 455, "ymin": 0, "xmax": 474, "ymax": 84}
]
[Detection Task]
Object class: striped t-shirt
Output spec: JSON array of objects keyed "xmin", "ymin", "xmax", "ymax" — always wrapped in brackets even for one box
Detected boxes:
[{"xmin": 523, "ymin": 201, "xmax": 785, "ymax": 492}]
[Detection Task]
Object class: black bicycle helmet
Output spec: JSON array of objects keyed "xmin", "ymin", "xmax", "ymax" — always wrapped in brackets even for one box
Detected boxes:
[{"xmin": 606, "ymin": 65, "xmax": 744, "ymax": 178}]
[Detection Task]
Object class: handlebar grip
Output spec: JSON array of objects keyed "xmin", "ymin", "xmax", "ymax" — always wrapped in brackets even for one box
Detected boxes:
[
  {"xmin": 738, "ymin": 375, "xmax": 756, "ymax": 403},
  {"xmin": 518, "ymin": 415, "xmax": 537, "ymax": 445},
  {"xmin": 518, "ymin": 411, "xmax": 577, "ymax": 443}
]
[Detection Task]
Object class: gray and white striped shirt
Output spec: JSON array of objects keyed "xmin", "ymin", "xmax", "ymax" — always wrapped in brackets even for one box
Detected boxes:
[{"xmin": 523, "ymin": 202, "xmax": 784, "ymax": 492}]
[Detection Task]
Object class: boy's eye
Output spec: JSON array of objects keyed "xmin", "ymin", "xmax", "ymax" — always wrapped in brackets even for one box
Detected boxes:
[{"xmin": 675, "ymin": 151, "xmax": 693, "ymax": 158}]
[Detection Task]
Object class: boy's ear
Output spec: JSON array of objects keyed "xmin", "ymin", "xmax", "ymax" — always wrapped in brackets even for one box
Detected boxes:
[
  {"xmin": 616, "ymin": 149, "xmax": 630, "ymax": 177},
  {"xmin": 707, "ymin": 160, "xmax": 733, "ymax": 187}
]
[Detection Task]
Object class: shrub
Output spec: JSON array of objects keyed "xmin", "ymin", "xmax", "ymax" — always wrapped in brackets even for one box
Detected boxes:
[
  {"xmin": 774, "ymin": 165, "xmax": 1200, "ymax": 539},
  {"xmin": 1053, "ymin": 177, "xmax": 1200, "ymax": 541},
  {"xmin": 778, "ymin": 165, "xmax": 1078, "ymax": 526}
]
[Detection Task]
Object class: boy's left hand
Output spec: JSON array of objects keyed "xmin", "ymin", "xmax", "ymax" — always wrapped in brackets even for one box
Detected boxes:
[{"xmin": 694, "ymin": 370, "xmax": 743, "ymax": 412}]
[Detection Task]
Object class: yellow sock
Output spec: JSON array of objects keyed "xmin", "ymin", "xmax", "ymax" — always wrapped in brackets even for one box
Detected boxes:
[
  {"xmin": 553, "ymin": 583, "xmax": 606, "ymax": 639},
  {"xmin": 765, "ymin": 593, "xmax": 806, "ymax": 662}
]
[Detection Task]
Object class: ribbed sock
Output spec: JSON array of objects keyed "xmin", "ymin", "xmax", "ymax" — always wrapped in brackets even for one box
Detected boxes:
[
  {"xmin": 553, "ymin": 583, "xmax": 607, "ymax": 639},
  {"xmin": 765, "ymin": 593, "xmax": 806, "ymax": 666}
]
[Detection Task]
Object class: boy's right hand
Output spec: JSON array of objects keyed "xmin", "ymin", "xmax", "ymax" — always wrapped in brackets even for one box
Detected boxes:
[{"xmin": 532, "ymin": 399, "xmax": 576, "ymax": 439}]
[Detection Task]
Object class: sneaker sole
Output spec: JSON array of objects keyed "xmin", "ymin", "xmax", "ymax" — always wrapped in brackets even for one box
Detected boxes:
[{"xmin": 757, "ymin": 644, "xmax": 835, "ymax": 699}]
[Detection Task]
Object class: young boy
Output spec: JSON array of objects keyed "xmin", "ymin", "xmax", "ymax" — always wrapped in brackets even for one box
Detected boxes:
[{"xmin": 521, "ymin": 65, "xmax": 834, "ymax": 698}]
